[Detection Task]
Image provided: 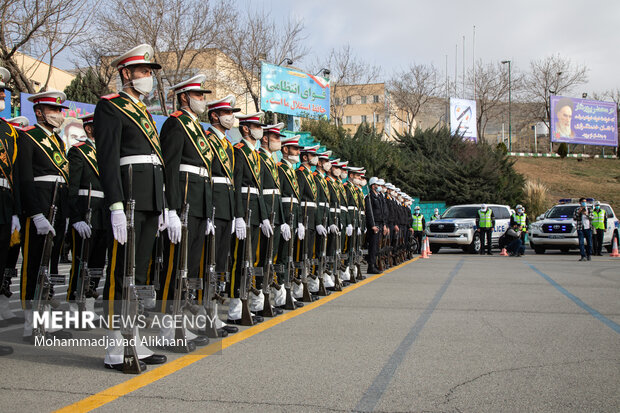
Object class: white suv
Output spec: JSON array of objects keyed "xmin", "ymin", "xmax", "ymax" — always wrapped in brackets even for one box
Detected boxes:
[
  {"xmin": 427, "ymin": 204, "xmax": 512, "ymax": 254},
  {"xmin": 528, "ymin": 200, "xmax": 619, "ymax": 254}
]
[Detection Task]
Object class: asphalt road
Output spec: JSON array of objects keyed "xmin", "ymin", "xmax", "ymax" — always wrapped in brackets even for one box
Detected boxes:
[{"xmin": 1, "ymin": 250, "xmax": 619, "ymax": 412}]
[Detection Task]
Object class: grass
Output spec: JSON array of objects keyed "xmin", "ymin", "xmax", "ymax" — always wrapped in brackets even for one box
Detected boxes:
[{"xmin": 513, "ymin": 157, "xmax": 620, "ymax": 209}]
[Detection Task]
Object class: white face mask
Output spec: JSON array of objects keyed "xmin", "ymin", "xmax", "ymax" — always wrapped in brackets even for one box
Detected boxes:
[
  {"xmin": 132, "ymin": 76, "xmax": 153, "ymax": 96},
  {"xmin": 341, "ymin": 171, "xmax": 348, "ymax": 180},
  {"xmin": 309, "ymin": 155, "xmax": 319, "ymax": 166},
  {"xmin": 219, "ymin": 113, "xmax": 234, "ymax": 130},
  {"xmin": 45, "ymin": 111, "xmax": 65, "ymax": 128},
  {"xmin": 250, "ymin": 127, "xmax": 263, "ymax": 140},
  {"xmin": 268, "ymin": 139, "xmax": 282, "ymax": 152},
  {"xmin": 189, "ymin": 97, "xmax": 207, "ymax": 115},
  {"xmin": 323, "ymin": 161, "xmax": 332, "ymax": 171},
  {"xmin": 288, "ymin": 154, "xmax": 300, "ymax": 164},
  {"xmin": 361, "ymin": 179, "xmax": 367, "ymax": 186}
]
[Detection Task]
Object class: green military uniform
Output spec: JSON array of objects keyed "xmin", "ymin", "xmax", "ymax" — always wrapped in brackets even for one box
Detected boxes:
[
  {"xmin": 276, "ymin": 159, "xmax": 301, "ymax": 275},
  {"xmin": 0, "ymin": 119, "xmax": 20, "ymax": 295},
  {"xmin": 312, "ymin": 170, "xmax": 331, "ymax": 279},
  {"xmin": 66, "ymin": 140, "xmax": 107, "ymax": 301},
  {"xmin": 295, "ymin": 164, "xmax": 318, "ymax": 265}
]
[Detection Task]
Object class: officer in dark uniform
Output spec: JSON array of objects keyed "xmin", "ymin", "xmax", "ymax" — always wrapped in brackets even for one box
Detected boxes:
[
  {"xmin": 226, "ymin": 111, "xmax": 269, "ymax": 324},
  {"xmin": 157, "ymin": 74, "xmax": 216, "ymax": 346},
  {"xmin": 18, "ymin": 90, "xmax": 71, "ymax": 342},
  {"xmin": 95, "ymin": 44, "xmax": 166, "ymax": 370},
  {"xmin": 276, "ymin": 135, "xmax": 304, "ymax": 307},
  {"xmin": 66, "ymin": 113, "xmax": 107, "ymax": 311},
  {"xmin": 256, "ymin": 123, "xmax": 289, "ymax": 315},
  {"xmin": 365, "ymin": 177, "xmax": 387, "ymax": 274}
]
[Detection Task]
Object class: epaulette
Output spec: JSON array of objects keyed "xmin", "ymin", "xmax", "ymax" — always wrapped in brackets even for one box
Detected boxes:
[
  {"xmin": 234, "ymin": 142, "xmax": 244, "ymax": 149},
  {"xmin": 276, "ymin": 162, "xmax": 283, "ymax": 167},
  {"xmin": 298, "ymin": 166, "xmax": 305, "ymax": 171},
  {"xmin": 312, "ymin": 171, "xmax": 318, "ymax": 176},
  {"xmin": 101, "ymin": 93, "xmax": 120, "ymax": 100},
  {"xmin": 326, "ymin": 176, "xmax": 332, "ymax": 181},
  {"xmin": 22, "ymin": 126, "xmax": 35, "ymax": 131},
  {"xmin": 170, "ymin": 110, "xmax": 183, "ymax": 118}
]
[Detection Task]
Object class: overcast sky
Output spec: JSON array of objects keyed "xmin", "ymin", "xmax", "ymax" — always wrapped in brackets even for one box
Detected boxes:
[{"xmin": 252, "ymin": 0, "xmax": 618, "ymax": 98}]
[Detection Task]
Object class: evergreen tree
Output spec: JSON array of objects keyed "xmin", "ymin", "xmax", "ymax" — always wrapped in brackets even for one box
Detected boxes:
[{"xmin": 64, "ymin": 68, "xmax": 111, "ymax": 104}]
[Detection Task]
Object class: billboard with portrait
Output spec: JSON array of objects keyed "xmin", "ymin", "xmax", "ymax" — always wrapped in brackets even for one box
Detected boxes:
[
  {"xmin": 260, "ymin": 62, "xmax": 330, "ymax": 119},
  {"xmin": 550, "ymin": 95, "xmax": 618, "ymax": 147},
  {"xmin": 450, "ymin": 98, "xmax": 477, "ymax": 141}
]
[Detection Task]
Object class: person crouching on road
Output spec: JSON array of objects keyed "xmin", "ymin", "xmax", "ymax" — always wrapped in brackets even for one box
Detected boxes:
[{"xmin": 504, "ymin": 223, "xmax": 525, "ymax": 257}]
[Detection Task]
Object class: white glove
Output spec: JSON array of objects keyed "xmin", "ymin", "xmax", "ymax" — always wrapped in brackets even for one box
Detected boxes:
[
  {"xmin": 167, "ymin": 210, "xmax": 182, "ymax": 244},
  {"xmin": 328, "ymin": 224, "xmax": 339, "ymax": 234},
  {"xmin": 346, "ymin": 224, "xmax": 353, "ymax": 237},
  {"xmin": 32, "ymin": 213, "xmax": 56, "ymax": 236},
  {"xmin": 357, "ymin": 227, "xmax": 362, "ymax": 235},
  {"xmin": 280, "ymin": 223, "xmax": 291, "ymax": 241},
  {"xmin": 297, "ymin": 222, "xmax": 305, "ymax": 240},
  {"xmin": 316, "ymin": 224, "xmax": 327, "ymax": 236},
  {"xmin": 72, "ymin": 221, "xmax": 92, "ymax": 239},
  {"xmin": 158, "ymin": 209, "xmax": 168, "ymax": 232},
  {"xmin": 231, "ymin": 217, "xmax": 236, "ymax": 234},
  {"xmin": 110, "ymin": 210, "xmax": 127, "ymax": 244},
  {"xmin": 235, "ymin": 217, "xmax": 246, "ymax": 240},
  {"xmin": 205, "ymin": 218, "xmax": 216, "ymax": 236},
  {"xmin": 11, "ymin": 215, "xmax": 20, "ymax": 233},
  {"xmin": 260, "ymin": 219, "xmax": 273, "ymax": 237}
]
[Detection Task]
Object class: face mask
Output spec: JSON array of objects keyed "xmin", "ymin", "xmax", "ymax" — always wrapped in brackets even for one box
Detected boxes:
[
  {"xmin": 517, "ymin": 209, "xmax": 523, "ymax": 214},
  {"xmin": 341, "ymin": 172, "xmax": 348, "ymax": 180},
  {"xmin": 132, "ymin": 76, "xmax": 153, "ymax": 95},
  {"xmin": 189, "ymin": 97, "xmax": 207, "ymax": 115},
  {"xmin": 580, "ymin": 202, "xmax": 586, "ymax": 207},
  {"xmin": 361, "ymin": 179, "xmax": 367, "ymax": 186},
  {"xmin": 45, "ymin": 111, "xmax": 65, "ymax": 128},
  {"xmin": 323, "ymin": 161, "xmax": 332, "ymax": 171},
  {"xmin": 595, "ymin": 206, "xmax": 600, "ymax": 210},
  {"xmin": 415, "ymin": 211, "xmax": 420, "ymax": 215},
  {"xmin": 219, "ymin": 113, "xmax": 234, "ymax": 130},
  {"xmin": 309, "ymin": 156, "xmax": 319, "ymax": 166},
  {"xmin": 268, "ymin": 139, "xmax": 281, "ymax": 152},
  {"xmin": 288, "ymin": 154, "xmax": 300, "ymax": 164},
  {"xmin": 250, "ymin": 127, "xmax": 263, "ymax": 140}
]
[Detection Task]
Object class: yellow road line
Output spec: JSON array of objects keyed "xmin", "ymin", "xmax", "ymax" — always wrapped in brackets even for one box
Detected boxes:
[{"xmin": 54, "ymin": 257, "xmax": 420, "ymax": 413}]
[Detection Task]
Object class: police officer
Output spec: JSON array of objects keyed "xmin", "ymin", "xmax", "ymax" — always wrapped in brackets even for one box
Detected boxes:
[
  {"xmin": 66, "ymin": 113, "xmax": 107, "ymax": 314},
  {"xmin": 95, "ymin": 44, "xmax": 166, "ymax": 370},
  {"xmin": 476, "ymin": 204, "xmax": 495, "ymax": 255},
  {"xmin": 157, "ymin": 74, "xmax": 215, "ymax": 347},
  {"xmin": 365, "ymin": 177, "xmax": 386, "ymax": 274},
  {"xmin": 18, "ymin": 90, "xmax": 72, "ymax": 343},
  {"xmin": 411, "ymin": 206, "xmax": 425, "ymax": 254},
  {"xmin": 227, "ymin": 111, "xmax": 269, "ymax": 324},
  {"xmin": 510, "ymin": 204, "xmax": 529, "ymax": 243},
  {"xmin": 431, "ymin": 208, "xmax": 441, "ymax": 221},
  {"xmin": 591, "ymin": 201, "xmax": 606, "ymax": 256}
]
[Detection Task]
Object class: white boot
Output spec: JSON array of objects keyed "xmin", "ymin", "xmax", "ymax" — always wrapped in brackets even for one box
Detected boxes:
[
  {"xmin": 104, "ymin": 329, "xmax": 124, "ymax": 365},
  {"xmin": 249, "ymin": 290, "xmax": 265, "ymax": 312},
  {"xmin": 0, "ymin": 296, "xmax": 17, "ymax": 320},
  {"xmin": 227, "ymin": 298, "xmax": 242, "ymax": 321},
  {"xmin": 307, "ymin": 276, "xmax": 319, "ymax": 293},
  {"xmin": 23, "ymin": 309, "xmax": 33, "ymax": 337},
  {"xmin": 292, "ymin": 282, "xmax": 304, "ymax": 299},
  {"xmin": 134, "ymin": 326, "xmax": 154, "ymax": 359},
  {"xmin": 273, "ymin": 285, "xmax": 286, "ymax": 307},
  {"xmin": 341, "ymin": 266, "xmax": 351, "ymax": 281},
  {"xmin": 323, "ymin": 272, "xmax": 335, "ymax": 288}
]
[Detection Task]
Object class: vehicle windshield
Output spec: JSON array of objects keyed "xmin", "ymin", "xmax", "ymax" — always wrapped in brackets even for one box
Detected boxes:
[
  {"xmin": 546, "ymin": 205, "xmax": 578, "ymax": 219},
  {"xmin": 442, "ymin": 206, "xmax": 480, "ymax": 218}
]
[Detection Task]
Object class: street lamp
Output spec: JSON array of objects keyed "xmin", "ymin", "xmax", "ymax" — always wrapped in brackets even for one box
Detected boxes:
[
  {"xmin": 278, "ymin": 57, "xmax": 293, "ymax": 66},
  {"xmin": 315, "ymin": 68, "xmax": 331, "ymax": 80},
  {"xmin": 501, "ymin": 60, "xmax": 512, "ymax": 151}
]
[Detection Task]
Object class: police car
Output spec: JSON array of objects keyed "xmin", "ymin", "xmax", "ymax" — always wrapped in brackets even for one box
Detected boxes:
[
  {"xmin": 528, "ymin": 198, "xmax": 619, "ymax": 254},
  {"xmin": 426, "ymin": 204, "xmax": 512, "ymax": 253}
]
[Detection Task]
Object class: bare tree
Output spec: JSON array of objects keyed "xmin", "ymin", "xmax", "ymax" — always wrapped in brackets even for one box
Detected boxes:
[
  {"xmin": 314, "ymin": 45, "xmax": 382, "ymax": 125},
  {"xmin": 465, "ymin": 60, "xmax": 521, "ymax": 139},
  {"xmin": 219, "ymin": 8, "xmax": 308, "ymax": 112},
  {"xmin": 387, "ymin": 63, "xmax": 443, "ymax": 134},
  {"xmin": 0, "ymin": 0, "xmax": 91, "ymax": 93},
  {"xmin": 523, "ymin": 54, "xmax": 588, "ymax": 129}
]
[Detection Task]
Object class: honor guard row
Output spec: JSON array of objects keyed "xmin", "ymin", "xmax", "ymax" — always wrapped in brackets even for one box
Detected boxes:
[{"xmin": 0, "ymin": 43, "xmax": 421, "ymax": 367}]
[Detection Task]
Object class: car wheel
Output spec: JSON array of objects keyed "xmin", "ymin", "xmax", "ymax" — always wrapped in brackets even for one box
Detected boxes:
[
  {"xmin": 468, "ymin": 232, "xmax": 481, "ymax": 254},
  {"xmin": 534, "ymin": 246, "xmax": 546, "ymax": 254},
  {"xmin": 430, "ymin": 245, "xmax": 441, "ymax": 254},
  {"xmin": 560, "ymin": 248, "xmax": 570, "ymax": 253}
]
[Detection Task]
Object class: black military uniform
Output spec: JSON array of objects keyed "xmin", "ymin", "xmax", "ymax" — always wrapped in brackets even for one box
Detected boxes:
[
  {"xmin": 66, "ymin": 138, "xmax": 107, "ymax": 301},
  {"xmin": 365, "ymin": 186, "xmax": 386, "ymax": 273}
]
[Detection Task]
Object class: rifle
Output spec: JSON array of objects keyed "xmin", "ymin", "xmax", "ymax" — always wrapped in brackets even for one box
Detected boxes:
[
  {"xmin": 32, "ymin": 181, "xmax": 60, "ymax": 340},
  {"xmin": 283, "ymin": 198, "xmax": 296, "ymax": 310},
  {"xmin": 152, "ymin": 196, "xmax": 166, "ymax": 291},
  {"xmin": 298, "ymin": 204, "xmax": 312, "ymax": 302},
  {"xmin": 348, "ymin": 212, "xmax": 358, "ymax": 284},
  {"xmin": 203, "ymin": 206, "xmax": 224, "ymax": 338},
  {"xmin": 317, "ymin": 214, "xmax": 329, "ymax": 296},
  {"xmin": 239, "ymin": 190, "xmax": 261, "ymax": 325},
  {"xmin": 171, "ymin": 173, "xmax": 192, "ymax": 352},
  {"xmin": 121, "ymin": 165, "xmax": 144, "ymax": 374},
  {"xmin": 332, "ymin": 214, "xmax": 343, "ymax": 291},
  {"xmin": 75, "ymin": 185, "xmax": 93, "ymax": 328},
  {"xmin": 261, "ymin": 192, "xmax": 277, "ymax": 317}
]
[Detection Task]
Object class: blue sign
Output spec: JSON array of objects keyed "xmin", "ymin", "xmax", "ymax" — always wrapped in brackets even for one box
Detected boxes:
[
  {"xmin": 1, "ymin": 90, "xmax": 11, "ymax": 119},
  {"xmin": 260, "ymin": 62, "xmax": 330, "ymax": 119}
]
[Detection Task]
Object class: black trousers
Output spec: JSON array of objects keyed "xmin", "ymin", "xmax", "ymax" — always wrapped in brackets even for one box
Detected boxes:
[
  {"xmin": 413, "ymin": 231, "xmax": 425, "ymax": 254},
  {"xmin": 228, "ymin": 225, "xmax": 259, "ymax": 298},
  {"xmin": 367, "ymin": 229, "xmax": 380, "ymax": 269},
  {"xmin": 0, "ymin": 223, "xmax": 11, "ymax": 276},
  {"xmin": 593, "ymin": 228, "xmax": 605, "ymax": 255},
  {"xmin": 157, "ymin": 215, "xmax": 207, "ymax": 313},
  {"xmin": 479, "ymin": 228, "xmax": 493, "ymax": 254},
  {"xmin": 19, "ymin": 215, "xmax": 67, "ymax": 309},
  {"xmin": 102, "ymin": 210, "xmax": 158, "ymax": 317},
  {"xmin": 66, "ymin": 228, "xmax": 107, "ymax": 301},
  {"xmin": 256, "ymin": 225, "xmax": 280, "ymax": 288},
  {"xmin": 214, "ymin": 218, "xmax": 232, "ymax": 273}
]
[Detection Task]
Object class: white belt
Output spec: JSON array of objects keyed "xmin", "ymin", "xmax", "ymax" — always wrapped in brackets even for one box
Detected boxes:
[
  {"xmin": 0, "ymin": 178, "xmax": 9, "ymax": 189},
  {"xmin": 281, "ymin": 197, "xmax": 298, "ymax": 204},
  {"xmin": 348, "ymin": 206, "xmax": 356, "ymax": 210},
  {"xmin": 263, "ymin": 188, "xmax": 280, "ymax": 195},
  {"xmin": 120, "ymin": 154, "xmax": 162, "ymax": 166},
  {"xmin": 34, "ymin": 175, "xmax": 65, "ymax": 184},
  {"xmin": 319, "ymin": 202, "xmax": 328, "ymax": 207},
  {"xmin": 212, "ymin": 176, "xmax": 232, "ymax": 185},
  {"xmin": 78, "ymin": 189, "xmax": 104, "ymax": 198},
  {"xmin": 241, "ymin": 187, "xmax": 259, "ymax": 195},
  {"xmin": 301, "ymin": 201, "xmax": 316, "ymax": 208},
  {"xmin": 340, "ymin": 206, "xmax": 348, "ymax": 212},
  {"xmin": 179, "ymin": 164, "xmax": 209, "ymax": 178},
  {"xmin": 330, "ymin": 208, "xmax": 337, "ymax": 213}
]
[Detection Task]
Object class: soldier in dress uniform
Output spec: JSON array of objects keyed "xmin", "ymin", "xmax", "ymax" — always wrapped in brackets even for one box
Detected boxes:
[
  {"xmin": 18, "ymin": 90, "xmax": 72, "ymax": 343},
  {"xmin": 275, "ymin": 135, "xmax": 304, "ymax": 307},
  {"xmin": 311, "ymin": 148, "xmax": 334, "ymax": 293},
  {"xmin": 203, "ymin": 94, "xmax": 240, "ymax": 335},
  {"xmin": 65, "ymin": 113, "xmax": 107, "ymax": 313},
  {"xmin": 157, "ymin": 74, "xmax": 215, "ymax": 347},
  {"xmin": 365, "ymin": 177, "xmax": 388, "ymax": 274},
  {"xmin": 256, "ymin": 123, "xmax": 290, "ymax": 316},
  {"xmin": 324, "ymin": 157, "xmax": 347, "ymax": 288},
  {"xmin": 0, "ymin": 68, "xmax": 20, "ymax": 354},
  {"xmin": 94, "ymin": 44, "xmax": 167, "ymax": 370},
  {"xmin": 343, "ymin": 165, "xmax": 365, "ymax": 280},
  {"xmin": 226, "ymin": 111, "xmax": 269, "ymax": 324}
]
